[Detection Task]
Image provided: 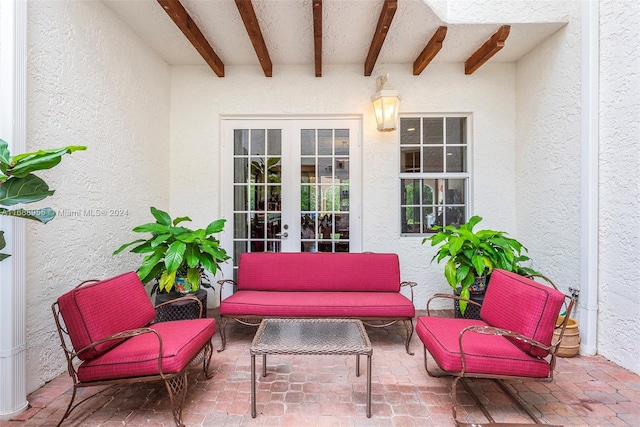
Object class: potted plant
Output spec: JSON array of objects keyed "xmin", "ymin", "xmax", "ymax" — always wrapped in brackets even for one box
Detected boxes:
[
  {"xmin": 113, "ymin": 206, "xmax": 230, "ymax": 301},
  {"xmin": 423, "ymin": 215, "xmax": 538, "ymax": 316},
  {"xmin": 0, "ymin": 139, "xmax": 86, "ymax": 260}
]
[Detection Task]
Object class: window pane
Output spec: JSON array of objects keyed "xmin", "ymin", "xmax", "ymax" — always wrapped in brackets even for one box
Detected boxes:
[
  {"xmin": 318, "ymin": 129, "xmax": 333, "ymax": 155},
  {"xmin": 402, "ymin": 207, "xmax": 420, "ymax": 233},
  {"xmin": 335, "ymin": 158, "xmax": 349, "ymax": 181},
  {"xmin": 301, "ymin": 157, "xmax": 315, "ymax": 183},
  {"xmin": 422, "ymin": 181, "xmax": 436, "ymax": 205},
  {"xmin": 234, "ymin": 129, "xmax": 249, "ymax": 155},
  {"xmin": 401, "ymin": 147, "xmax": 420, "ymax": 173},
  {"xmin": 301, "ymin": 129, "xmax": 315, "ymax": 155},
  {"xmin": 234, "ymin": 158, "xmax": 247, "ymax": 183},
  {"xmin": 446, "ymin": 146, "xmax": 466, "ymax": 172},
  {"xmin": 250, "ymin": 129, "xmax": 265, "ymax": 155},
  {"xmin": 400, "ymin": 118, "xmax": 420, "ymax": 145},
  {"xmin": 234, "ymin": 185, "xmax": 247, "ymax": 211},
  {"xmin": 335, "ymin": 129, "xmax": 349, "ymax": 155},
  {"xmin": 445, "ymin": 179, "xmax": 466, "ymax": 204},
  {"xmin": 423, "ymin": 118, "xmax": 443, "ymax": 145},
  {"xmin": 267, "ymin": 129, "xmax": 282, "ymax": 155},
  {"xmin": 446, "ymin": 117, "xmax": 466, "ymax": 145},
  {"xmin": 423, "ymin": 147, "xmax": 443, "ymax": 172},
  {"xmin": 401, "ymin": 179, "xmax": 420, "ymax": 205},
  {"xmin": 422, "ymin": 207, "xmax": 438, "ymax": 232}
]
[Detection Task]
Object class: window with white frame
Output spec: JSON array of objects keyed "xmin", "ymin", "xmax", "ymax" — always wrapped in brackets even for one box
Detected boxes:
[{"xmin": 399, "ymin": 115, "xmax": 470, "ymax": 235}]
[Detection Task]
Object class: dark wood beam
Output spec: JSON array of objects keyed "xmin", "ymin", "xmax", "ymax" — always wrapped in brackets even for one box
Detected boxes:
[
  {"xmin": 156, "ymin": 0, "xmax": 224, "ymax": 77},
  {"xmin": 235, "ymin": 0, "xmax": 273, "ymax": 77},
  {"xmin": 464, "ymin": 25, "xmax": 510, "ymax": 75},
  {"xmin": 313, "ymin": 0, "xmax": 322, "ymax": 77},
  {"xmin": 364, "ymin": 0, "xmax": 397, "ymax": 76},
  {"xmin": 413, "ymin": 26, "xmax": 447, "ymax": 75}
]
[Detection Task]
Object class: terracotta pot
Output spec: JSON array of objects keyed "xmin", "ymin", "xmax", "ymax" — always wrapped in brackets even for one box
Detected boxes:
[{"xmin": 553, "ymin": 316, "xmax": 580, "ymax": 357}]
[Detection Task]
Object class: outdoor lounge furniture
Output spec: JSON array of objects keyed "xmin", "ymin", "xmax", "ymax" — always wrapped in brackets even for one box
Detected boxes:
[
  {"xmin": 218, "ymin": 252, "xmax": 417, "ymax": 354},
  {"xmin": 51, "ymin": 272, "xmax": 216, "ymax": 427},
  {"xmin": 416, "ymin": 269, "xmax": 574, "ymax": 426}
]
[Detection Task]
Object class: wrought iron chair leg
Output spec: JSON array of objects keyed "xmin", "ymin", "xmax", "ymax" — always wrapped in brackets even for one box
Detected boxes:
[
  {"xmin": 56, "ymin": 385, "xmax": 78, "ymax": 427},
  {"xmin": 217, "ymin": 317, "xmax": 228, "ymax": 352},
  {"xmin": 202, "ymin": 341, "xmax": 214, "ymax": 379},
  {"xmin": 164, "ymin": 372, "xmax": 188, "ymax": 427},
  {"xmin": 403, "ymin": 319, "xmax": 414, "ymax": 355}
]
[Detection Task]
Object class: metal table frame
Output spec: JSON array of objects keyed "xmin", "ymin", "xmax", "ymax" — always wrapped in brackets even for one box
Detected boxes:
[{"xmin": 250, "ymin": 318, "xmax": 373, "ymax": 418}]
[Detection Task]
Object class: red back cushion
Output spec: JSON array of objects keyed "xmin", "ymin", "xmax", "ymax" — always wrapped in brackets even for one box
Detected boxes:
[
  {"xmin": 480, "ymin": 269, "xmax": 565, "ymax": 357},
  {"xmin": 57, "ymin": 272, "xmax": 156, "ymax": 360},
  {"xmin": 237, "ymin": 252, "xmax": 401, "ymax": 292}
]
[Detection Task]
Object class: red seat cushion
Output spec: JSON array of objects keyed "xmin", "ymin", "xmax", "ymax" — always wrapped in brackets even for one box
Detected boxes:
[
  {"xmin": 237, "ymin": 252, "xmax": 401, "ymax": 292},
  {"xmin": 77, "ymin": 318, "xmax": 216, "ymax": 382},
  {"xmin": 416, "ymin": 316, "xmax": 551, "ymax": 378},
  {"xmin": 57, "ymin": 272, "xmax": 156, "ymax": 360},
  {"xmin": 481, "ymin": 270, "xmax": 565, "ymax": 358},
  {"xmin": 220, "ymin": 291, "xmax": 415, "ymax": 318}
]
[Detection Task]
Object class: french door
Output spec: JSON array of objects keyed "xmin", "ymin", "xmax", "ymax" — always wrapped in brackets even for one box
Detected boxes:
[{"xmin": 221, "ymin": 118, "xmax": 362, "ymax": 282}]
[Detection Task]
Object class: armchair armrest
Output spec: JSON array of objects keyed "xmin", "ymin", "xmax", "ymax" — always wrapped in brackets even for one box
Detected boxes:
[
  {"xmin": 75, "ymin": 327, "xmax": 166, "ymax": 375},
  {"xmin": 426, "ymin": 293, "xmax": 482, "ymax": 316},
  {"xmin": 217, "ymin": 279, "xmax": 237, "ymax": 305},
  {"xmin": 458, "ymin": 325, "xmax": 553, "ymax": 374},
  {"xmin": 400, "ymin": 281, "xmax": 417, "ymax": 302}
]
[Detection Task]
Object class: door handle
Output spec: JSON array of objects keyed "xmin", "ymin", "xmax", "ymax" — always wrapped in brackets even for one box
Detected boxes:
[{"xmin": 276, "ymin": 232, "xmax": 288, "ymax": 238}]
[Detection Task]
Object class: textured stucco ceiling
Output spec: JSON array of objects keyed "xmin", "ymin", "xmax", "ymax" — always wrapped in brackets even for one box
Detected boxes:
[{"xmin": 102, "ymin": 0, "xmax": 567, "ymax": 74}]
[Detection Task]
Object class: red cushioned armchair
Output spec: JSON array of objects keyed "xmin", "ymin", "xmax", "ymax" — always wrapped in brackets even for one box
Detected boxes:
[
  {"xmin": 51, "ymin": 272, "xmax": 216, "ymax": 426},
  {"xmin": 416, "ymin": 269, "xmax": 574, "ymax": 426}
]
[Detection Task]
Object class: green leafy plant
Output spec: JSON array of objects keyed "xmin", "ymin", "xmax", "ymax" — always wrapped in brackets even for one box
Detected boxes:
[
  {"xmin": 423, "ymin": 215, "xmax": 537, "ymax": 314},
  {"xmin": 0, "ymin": 138, "xmax": 86, "ymax": 260},
  {"xmin": 113, "ymin": 207, "xmax": 230, "ymax": 294}
]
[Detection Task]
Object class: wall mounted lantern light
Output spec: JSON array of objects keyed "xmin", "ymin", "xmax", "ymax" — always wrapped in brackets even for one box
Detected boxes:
[{"xmin": 371, "ymin": 73, "xmax": 401, "ymax": 132}]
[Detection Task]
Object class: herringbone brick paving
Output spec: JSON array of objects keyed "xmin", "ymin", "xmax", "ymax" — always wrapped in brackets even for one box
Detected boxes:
[{"xmin": 3, "ymin": 310, "xmax": 639, "ymax": 426}]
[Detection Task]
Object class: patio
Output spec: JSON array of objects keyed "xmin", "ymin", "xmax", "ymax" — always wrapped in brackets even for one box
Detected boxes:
[{"xmin": 6, "ymin": 310, "xmax": 640, "ymax": 427}]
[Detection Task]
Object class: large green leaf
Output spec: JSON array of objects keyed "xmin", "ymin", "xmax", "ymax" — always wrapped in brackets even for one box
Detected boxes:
[
  {"xmin": 138, "ymin": 250, "xmax": 164, "ymax": 281},
  {"xmin": 0, "ymin": 139, "xmax": 10, "ymax": 174},
  {"xmin": 10, "ymin": 146, "xmax": 86, "ymax": 178},
  {"xmin": 184, "ymin": 243, "xmax": 199, "ymax": 268},
  {"xmin": 159, "ymin": 269, "xmax": 177, "ymax": 292},
  {"xmin": 113, "ymin": 239, "xmax": 146, "ymax": 255},
  {"xmin": 0, "ymin": 207, "xmax": 55, "ymax": 223},
  {"xmin": 0, "ymin": 174, "xmax": 54, "ymax": 206},
  {"xmin": 0, "ymin": 231, "xmax": 8, "ymax": 261},
  {"xmin": 150, "ymin": 207, "xmax": 172, "ymax": 226},
  {"xmin": 132, "ymin": 222, "xmax": 170, "ymax": 233},
  {"xmin": 206, "ymin": 218, "xmax": 226, "ymax": 234},
  {"xmin": 164, "ymin": 241, "xmax": 186, "ymax": 273}
]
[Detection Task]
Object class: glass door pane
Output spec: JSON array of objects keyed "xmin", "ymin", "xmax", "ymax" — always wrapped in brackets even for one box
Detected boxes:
[{"xmin": 299, "ymin": 128, "xmax": 350, "ymax": 253}]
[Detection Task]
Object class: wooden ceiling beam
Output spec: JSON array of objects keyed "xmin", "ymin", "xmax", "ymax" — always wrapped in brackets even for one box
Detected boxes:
[
  {"xmin": 235, "ymin": 0, "xmax": 273, "ymax": 77},
  {"xmin": 464, "ymin": 25, "xmax": 510, "ymax": 75},
  {"xmin": 156, "ymin": 0, "xmax": 224, "ymax": 77},
  {"xmin": 312, "ymin": 0, "xmax": 322, "ymax": 77},
  {"xmin": 413, "ymin": 26, "xmax": 447, "ymax": 76},
  {"xmin": 364, "ymin": 0, "xmax": 397, "ymax": 76}
]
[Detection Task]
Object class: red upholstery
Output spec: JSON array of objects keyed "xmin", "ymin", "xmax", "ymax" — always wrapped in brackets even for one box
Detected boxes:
[
  {"xmin": 219, "ymin": 291, "xmax": 415, "ymax": 318},
  {"xmin": 416, "ymin": 316, "xmax": 551, "ymax": 378},
  {"xmin": 76, "ymin": 318, "xmax": 216, "ymax": 382},
  {"xmin": 481, "ymin": 270, "xmax": 565, "ymax": 357},
  {"xmin": 57, "ymin": 272, "xmax": 156, "ymax": 360},
  {"xmin": 236, "ymin": 252, "xmax": 401, "ymax": 292}
]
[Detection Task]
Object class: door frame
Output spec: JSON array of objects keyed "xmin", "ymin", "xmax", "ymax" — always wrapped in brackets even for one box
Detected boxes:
[{"xmin": 219, "ymin": 116, "xmax": 363, "ymax": 288}]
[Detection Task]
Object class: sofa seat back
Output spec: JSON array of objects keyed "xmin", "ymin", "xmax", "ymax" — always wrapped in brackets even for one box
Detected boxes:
[
  {"xmin": 480, "ymin": 269, "xmax": 565, "ymax": 358},
  {"xmin": 57, "ymin": 272, "xmax": 156, "ymax": 360},
  {"xmin": 237, "ymin": 252, "xmax": 401, "ymax": 292}
]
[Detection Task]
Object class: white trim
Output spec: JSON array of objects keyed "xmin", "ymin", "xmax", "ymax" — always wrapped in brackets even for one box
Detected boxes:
[
  {"xmin": 579, "ymin": 0, "xmax": 599, "ymax": 356},
  {"xmin": 0, "ymin": 0, "xmax": 29, "ymax": 418}
]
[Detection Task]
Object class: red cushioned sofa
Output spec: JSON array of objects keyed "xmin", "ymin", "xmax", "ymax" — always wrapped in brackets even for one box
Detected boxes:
[
  {"xmin": 218, "ymin": 252, "xmax": 417, "ymax": 354},
  {"xmin": 51, "ymin": 272, "xmax": 216, "ymax": 426},
  {"xmin": 416, "ymin": 269, "xmax": 574, "ymax": 425}
]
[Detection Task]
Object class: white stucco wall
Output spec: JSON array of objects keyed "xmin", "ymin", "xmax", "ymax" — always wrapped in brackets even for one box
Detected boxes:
[
  {"xmin": 25, "ymin": 0, "xmax": 171, "ymax": 391},
  {"xmin": 169, "ymin": 62, "xmax": 517, "ymax": 310},
  {"xmin": 514, "ymin": 10, "xmax": 581, "ymax": 295},
  {"xmin": 597, "ymin": 0, "xmax": 640, "ymax": 374}
]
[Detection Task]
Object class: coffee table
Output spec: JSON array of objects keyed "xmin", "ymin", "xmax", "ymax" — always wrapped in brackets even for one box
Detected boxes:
[{"xmin": 250, "ymin": 318, "xmax": 373, "ymax": 418}]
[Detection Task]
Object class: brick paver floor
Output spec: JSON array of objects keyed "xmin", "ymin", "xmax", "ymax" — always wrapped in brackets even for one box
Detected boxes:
[{"xmin": 3, "ymin": 310, "xmax": 639, "ymax": 426}]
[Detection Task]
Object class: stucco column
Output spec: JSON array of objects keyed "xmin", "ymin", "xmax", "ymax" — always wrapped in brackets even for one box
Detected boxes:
[{"xmin": 0, "ymin": 0, "xmax": 28, "ymax": 419}]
